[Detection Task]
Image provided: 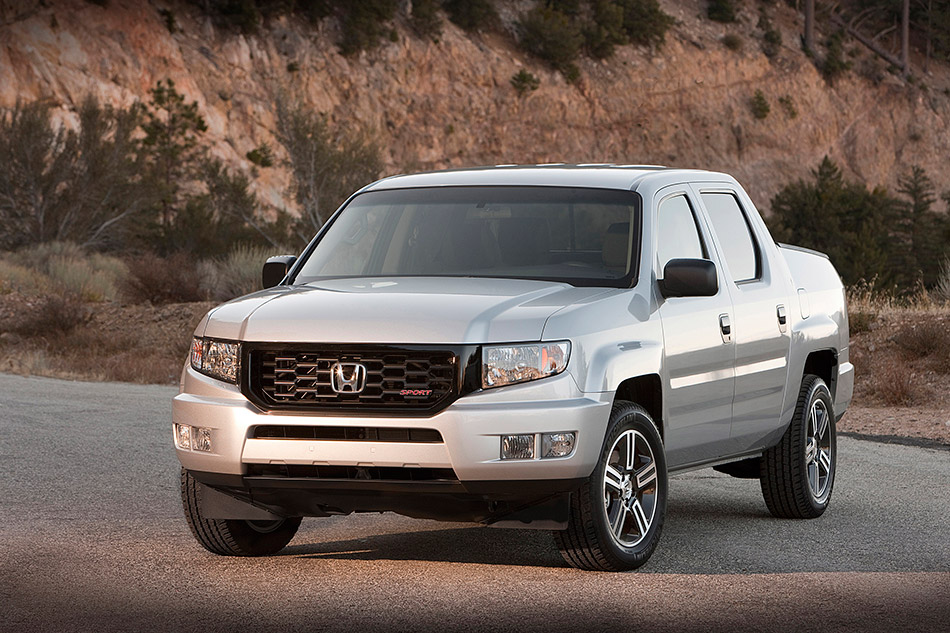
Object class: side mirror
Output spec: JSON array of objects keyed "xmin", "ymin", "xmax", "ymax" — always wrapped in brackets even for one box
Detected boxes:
[
  {"xmin": 659, "ymin": 258, "xmax": 718, "ymax": 298},
  {"xmin": 262, "ymin": 255, "xmax": 297, "ymax": 289}
]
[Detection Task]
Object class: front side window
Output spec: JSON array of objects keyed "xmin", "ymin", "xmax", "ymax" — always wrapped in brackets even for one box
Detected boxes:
[
  {"xmin": 656, "ymin": 194, "xmax": 705, "ymax": 273},
  {"xmin": 294, "ymin": 186, "xmax": 642, "ymax": 288},
  {"xmin": 702, "ymin": 192, "xmax": 759, "ymax": 282}
]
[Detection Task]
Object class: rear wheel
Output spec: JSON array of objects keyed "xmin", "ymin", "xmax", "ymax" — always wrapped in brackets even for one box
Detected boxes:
[
  {"xmin": 555, "ymin": 401, "xmax": 667, "ymax": 571},
  {"xmin": 760, "ymin": 375, "xmax": 837, "ymax": 519},
  {"xmin": 181, "ymin": 469, "xmax": 301, "ymax": 556}
]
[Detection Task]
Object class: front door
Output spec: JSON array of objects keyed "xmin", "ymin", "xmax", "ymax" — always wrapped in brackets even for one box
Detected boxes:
[{"xmin": 655, "ymin": 188, "xmax": 736, "ymax": 468}]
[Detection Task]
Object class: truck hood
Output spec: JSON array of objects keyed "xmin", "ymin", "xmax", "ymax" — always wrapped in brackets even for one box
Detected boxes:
[{"xmin": 200, "ymin": 277, "xmax": 613, "ymax": 344}]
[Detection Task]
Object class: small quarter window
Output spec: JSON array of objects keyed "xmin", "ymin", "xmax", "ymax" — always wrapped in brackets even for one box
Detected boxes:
[
  {"xmin": 657, "ymin": 195, "xmax": 705, "ymax": 272},
  {"xmin": 702, "ymin": 193, "xmax": 759, "ymax": 282}
]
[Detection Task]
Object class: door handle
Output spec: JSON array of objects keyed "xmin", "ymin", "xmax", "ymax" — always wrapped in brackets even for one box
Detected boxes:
[
  {"xmin": 777, "ymin": 304, "xmax": 787, "ymax": 333},
  {"xmin": 719, "ymin": 314, "xmax": 732, "ymax": 343}
]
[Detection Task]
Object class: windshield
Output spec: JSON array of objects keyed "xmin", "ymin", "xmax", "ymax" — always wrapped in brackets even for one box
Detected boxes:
[{"xmin": 293, "ymin": 186, "xmax": 641, "ymax": 287}]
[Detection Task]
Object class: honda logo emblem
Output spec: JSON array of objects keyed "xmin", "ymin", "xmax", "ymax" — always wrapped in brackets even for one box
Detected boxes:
[{"xmin": 330, "ymin": 362, "xmax": 367, "ymax": 393}]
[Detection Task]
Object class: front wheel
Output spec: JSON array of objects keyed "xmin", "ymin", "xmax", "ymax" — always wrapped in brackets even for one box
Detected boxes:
[
  {"xmin": 760, "ymin": 375, "xmax": 837, "ymax": 519},
  {"xmin": 181, "ymin": 469, "xmax": 302, "ymax": 556},
  {"xmin": 555, "ymin": 401, "xmax": 667, "ymax": 571}
]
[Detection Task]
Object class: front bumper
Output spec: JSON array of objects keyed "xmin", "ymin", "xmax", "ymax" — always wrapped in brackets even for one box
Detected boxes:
[{"xmin": 173, "ymin": 366, "xmax": 612, "ymax": 483}]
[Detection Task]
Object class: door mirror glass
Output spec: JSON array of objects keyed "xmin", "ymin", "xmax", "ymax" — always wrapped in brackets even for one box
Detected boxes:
[{"xmin": 660, "ymin": 258, "xmax": 718, "ymax": 298}]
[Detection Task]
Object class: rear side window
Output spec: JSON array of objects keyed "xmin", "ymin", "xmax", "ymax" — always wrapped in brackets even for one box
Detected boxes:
[
  {"xmin": 656, "ymin": 194, "xmax": 705, "ymax": 272},
  {"xmin": 701, "ymin": 193, "xmax": 759, "ymax": 282}
]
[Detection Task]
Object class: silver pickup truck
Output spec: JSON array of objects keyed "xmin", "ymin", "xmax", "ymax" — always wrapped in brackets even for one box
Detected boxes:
[{"xmin": 174, "ymin": 165, "xmax": 853, "ymax": 571}]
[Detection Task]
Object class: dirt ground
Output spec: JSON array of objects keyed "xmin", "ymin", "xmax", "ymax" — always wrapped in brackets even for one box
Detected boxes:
[
  {"xmin": 1, "ymin": 292, "xmax": 948, "ymax": 446},
  {"xmin": 0, "ymin": 291, "xmax": 214, "ymax": 384},
  {"xmin": 842, "ymin": 307, "xmax": 950, "ymax": 445}
]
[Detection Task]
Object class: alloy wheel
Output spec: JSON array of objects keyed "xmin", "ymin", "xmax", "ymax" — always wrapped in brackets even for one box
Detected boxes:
[
  {"xmin": 805, "ymin": 398, "xmax": 833, "ymax": 500},
  {"xmin": 602, "ymin": 429, "xmax": 658, "ymax": 547}
]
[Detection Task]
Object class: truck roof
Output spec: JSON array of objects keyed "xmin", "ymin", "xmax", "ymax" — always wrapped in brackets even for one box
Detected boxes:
[{"xmin": 362, "ymin": 164, "xmax": 735, "ymax": 193}]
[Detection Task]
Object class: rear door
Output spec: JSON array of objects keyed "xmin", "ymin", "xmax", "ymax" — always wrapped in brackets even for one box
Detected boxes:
[
  {"xmin": 654, "ymin": 186, "xmax": 736, "ymax": 467},
  {"xmin": 692, "ymin": 186, "xmax": 792, "ymax": 451}
]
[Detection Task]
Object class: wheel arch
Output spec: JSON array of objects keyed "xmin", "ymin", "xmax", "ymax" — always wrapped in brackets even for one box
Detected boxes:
[
  {"xmin": 613, "ymin": 374, "xmax": 663, "ymax": 440},
  {"xmin": 782, "ymin": 312, "xmax": 841, "ymax": 427},
  {"xmin": 803, "ymin": 348, "xmax": 838, "ymax": 400}
]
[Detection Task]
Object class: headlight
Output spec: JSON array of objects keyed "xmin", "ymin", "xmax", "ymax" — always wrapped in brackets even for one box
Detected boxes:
[
  {"xmin": 482, "ymin": 341, "xmax": 570, "ymax": 389},
  {"xmin": 190, "ymin": 337, "xmax": 240, "ymax": 384}
]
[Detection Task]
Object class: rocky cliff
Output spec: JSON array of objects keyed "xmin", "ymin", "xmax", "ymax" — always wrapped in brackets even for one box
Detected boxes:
[{"xmin": 2, "ymin": 0, "xmax": 949, "ymax": 213}]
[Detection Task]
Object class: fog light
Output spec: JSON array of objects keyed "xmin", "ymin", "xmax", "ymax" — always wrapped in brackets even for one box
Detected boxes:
[
  {"xmin": 193, "ymin": 427, "xmax": 212, "ymax": 453},
  {"xmin": 501, "ymin": 434, "xmax": 535, "ymax": 460},
  {"xmin": 174, "ymin": 424, "xmax": 192, "ymax": 450},
  {"xmin": 542, "ymin": 432, "xmax": 576, "ymax": 458}
]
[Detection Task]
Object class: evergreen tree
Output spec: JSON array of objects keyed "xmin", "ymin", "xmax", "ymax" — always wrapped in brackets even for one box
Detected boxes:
[
  {"xmin": 897, "ymin": 166, "xmax": 945, "ymax": 287},
  {"xmin": 769, "ymin": 156, "xmax": 896, "ymax": 287},
  {"xmin": 140, "ymin": 79, "xmax": 208, "ymax": 247},
  {"xmin": 137, "ymin": 79, "xmax": 289, "ymax": 255}
]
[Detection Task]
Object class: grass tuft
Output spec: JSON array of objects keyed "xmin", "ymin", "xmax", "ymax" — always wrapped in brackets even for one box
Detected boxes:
[
  {"xmin": 892, "ymin": 321, "xmax": 950, "ymax": 358},
  {"xmin": 870, "ymin": 358, "xmax": 915, "ymax": 405}
]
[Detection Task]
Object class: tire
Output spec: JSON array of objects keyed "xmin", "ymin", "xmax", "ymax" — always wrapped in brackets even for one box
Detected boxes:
[
  {"xmin": 760, "ymin": 374, "xmax": 837, "ymax": 519},
  {"xmin": 554, "ymin": 401, "xmax": 668, "ymax": 571},
  {"xmin": 181, "ymin": 469, "xmax": 302, "ymax": 556}
]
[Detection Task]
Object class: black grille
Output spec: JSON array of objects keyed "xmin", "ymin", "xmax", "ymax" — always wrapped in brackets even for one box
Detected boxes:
[
  {"xmin": 252, "ymin": 425, "xmax": 443, "ymax": 443},
  {"xmin": 244, "ymin": 345, "xmax": 480, "ymax": 415},
  {"xmin": 246, "ymin": 463, "xmax": 458, "ymax": 481}
]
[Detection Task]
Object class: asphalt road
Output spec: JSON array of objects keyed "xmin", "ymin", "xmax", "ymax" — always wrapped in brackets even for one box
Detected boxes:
[{"xmin": 2, "ymin": 373, "xmax": 948, "ymax": 633}]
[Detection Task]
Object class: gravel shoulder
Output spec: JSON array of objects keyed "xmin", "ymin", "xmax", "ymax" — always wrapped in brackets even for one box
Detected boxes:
[{"xmin": 839, "ymin": 404, "xmax": 950, "ymax": 446}]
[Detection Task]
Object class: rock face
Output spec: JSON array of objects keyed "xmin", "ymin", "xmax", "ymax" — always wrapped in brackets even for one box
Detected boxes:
[{"xmin": 2, "ymin": 0, "xmax": 949, "ymax": 214}]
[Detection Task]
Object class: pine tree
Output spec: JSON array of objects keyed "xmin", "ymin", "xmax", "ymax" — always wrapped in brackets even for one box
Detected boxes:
[
  {"xmin": 139, "ymin": 79, "xmax": 208, "ymax": 244},
  {"xmin": 769, "ymin": 156, "xmax": 896, "ymax": 287},
  {"xmin": 898, "ymin": 166, "xmax": 944, "ymax": 287}
]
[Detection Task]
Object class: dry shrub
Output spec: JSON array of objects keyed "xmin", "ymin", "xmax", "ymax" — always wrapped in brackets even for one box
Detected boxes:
[
  {"xmin": 59, "ymin": 327, "xmax": 140, "ymax": 355},
  {"xmin": 123, "ymin": 253, "xmax": 205, "ymax": 305},
  {"xmin": 16, "ymin": 241, "xmax": 86, "ymax": 269},
  {"xmin": 870, "ymin": 359, "xmax": 914, "ymax": 405},
  {"xmin": 892, "ymin": 321, "xmax": 950, "ymax": 358},
  {"xmin": 849, "ymin": 311, "xmax": 876, "ymax": 334},
  {"xmin": 937, "ymin": 257, "xmax": 950, "ymax": 302},
  {"xmin": 0, "ymin": 258, "xmax": 52, "ymax": 294},
  {"xmin": 0, "ymin": 348, "xmax": 51, "ymax": 376},
  {"xmin": 200, "ymin": 244, "xmax": 285, "ymax": 302},
  {"xmin": 46, "ymin": 254, "xmax": 127, "ymax": 302},
  {"xmin": 848, "ymin": 278, "xmax": 950, "ymax": 317},
  {"xmin": 9, "ymin": 294, "xmax": 92, "ymax": 337},
  {"xmin": 848, "ymin": 279, "xmax": 895, "ymax": 314},
  {"xmin": 4, "ymin": 242, "xmax": 128, "ymax": 302},
  {"xmin": 722, "ymin": 34, "xmax": 743, "ymax": 51}
]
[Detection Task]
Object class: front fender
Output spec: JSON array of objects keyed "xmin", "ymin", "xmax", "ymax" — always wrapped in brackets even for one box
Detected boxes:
[
  {"xmin": 580, "ymin": 338, "xmax": 664, "ymax": 394},
  {"xmin": 563, "ymin": 310, "xmax": 663, "ymax": 395}
]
